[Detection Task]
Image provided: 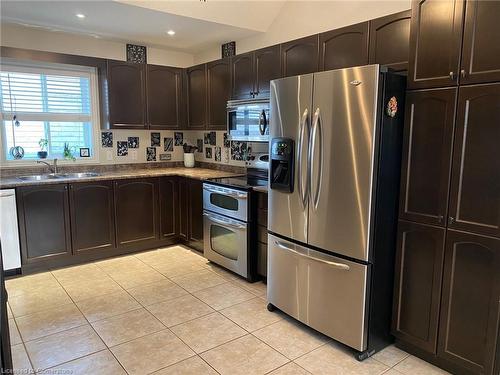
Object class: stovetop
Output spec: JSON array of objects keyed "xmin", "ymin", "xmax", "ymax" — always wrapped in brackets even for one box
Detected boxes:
[{"xmin": 207, "ymin": 175, "xmax": 268, "ymax": 190}]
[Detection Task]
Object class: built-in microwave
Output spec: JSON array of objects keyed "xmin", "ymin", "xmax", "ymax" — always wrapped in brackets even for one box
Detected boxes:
[{"xmin": 227, "ymin": 98, "xmax": 269, "ymax": 142}]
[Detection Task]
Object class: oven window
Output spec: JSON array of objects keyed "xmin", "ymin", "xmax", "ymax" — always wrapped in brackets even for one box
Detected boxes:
[
  {"xmin": 210, "ymin": 193, "xmax": 239, "ymax": 211},
  {"xmin": 210, "ymin": 225, "xmax": 239, "ymax": 260}
]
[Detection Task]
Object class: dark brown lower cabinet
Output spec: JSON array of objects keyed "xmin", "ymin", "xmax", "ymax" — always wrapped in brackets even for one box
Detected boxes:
[
  {"xmin": 256, "ymin": 191, "xmax": 268, "ymax": 278},
  {"xmin": 187, "ymin": 178, "xmax": 203, "ymax": 251},
  {"xmin": 392, "ymin": 220, "xmax": 445, "ymax": 353},
  {"xmin": 69, "ymin": 181, "xmax": 115, "ymax": 253},
  {"xmin": 159, "ymin": 177, "xmax": 178, "ymax": 239},
  {"xmin": 178, "ymin": 177, "xmax": 189, "ymax": 241},
  {"xmin": 438, "ymin": 230, "xmax": 500, "ymax": 375},
  {"xmin": 114, "ymin": 178, "xmax": 159, "ymax": 246},
  {"xmin": 17, "ymin": 185, "xmax": 72, "ymax": 264}
]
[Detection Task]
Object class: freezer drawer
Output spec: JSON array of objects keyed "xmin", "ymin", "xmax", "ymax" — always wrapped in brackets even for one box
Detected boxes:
[{"xmin": 267, "ymin": 234, "xmax": 369, "ymax": 351}]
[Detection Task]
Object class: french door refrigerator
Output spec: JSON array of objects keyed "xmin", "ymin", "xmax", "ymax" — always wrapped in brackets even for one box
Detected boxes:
[{"xmin": 267, "ymin": 65, "xmax": 406, "ymax": 360}]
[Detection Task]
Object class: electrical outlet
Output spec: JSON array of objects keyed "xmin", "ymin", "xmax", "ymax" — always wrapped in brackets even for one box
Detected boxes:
[{"xmin": 106, "ymin": 150, "xmax": 113, "ymax": 161}]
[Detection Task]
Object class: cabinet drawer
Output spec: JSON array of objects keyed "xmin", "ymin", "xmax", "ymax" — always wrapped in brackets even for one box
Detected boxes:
[
  {"xmin": 257, "ymin": 209, "xmax": 268, "ymax": 228},
  {"xmin": 257, "ymin": 192, "xmax": 268, "ymax": 210},
  {"xmin": 257, "ymin": 241, "xmax": 267, "ymax": 277},
  {"xmin": 257, "ymin": 225, "xmax": 268, "ymax": 244}
]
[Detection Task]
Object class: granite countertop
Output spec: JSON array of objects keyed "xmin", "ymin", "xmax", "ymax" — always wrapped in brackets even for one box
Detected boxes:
[{"xmin": 0, "ymin": 167, "xmax": 242, "ymax": 189}]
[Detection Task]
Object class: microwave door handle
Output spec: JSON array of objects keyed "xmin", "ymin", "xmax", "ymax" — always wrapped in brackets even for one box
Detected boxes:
[
  {"xmin": 259, "ymin": 110, "xmax": 266, "ymax": 135},
  {"xmin": 204, "ymin": 213, "xmax": 246, "ymax": 229},
  {"xmin": 274, "ymin": 240, "xmax": 350, "ymax": 270}
]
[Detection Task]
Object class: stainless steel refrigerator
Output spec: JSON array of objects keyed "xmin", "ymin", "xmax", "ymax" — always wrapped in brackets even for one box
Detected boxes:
[{"xmin": 267, "ymin": 65, "xmax": 406, "ymax": 360}]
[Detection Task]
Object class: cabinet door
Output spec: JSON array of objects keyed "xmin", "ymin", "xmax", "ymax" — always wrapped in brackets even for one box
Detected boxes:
[
  {"xmin": 107, "ymin": 60, "xmax": 147, "ymax": 128},
  {"xmin": 369, "ymin": 10, "xmax": 411, "ymax": 72},
  {"xmin": 69, "ymin": 181, "xmax": 115, "ymax": 253},
  {"xmin": 147, "ymin": 65, "xmax": 183, "ymax": 129},
  {"xmin": 231, "ymin": 52, "xmax": 254, "ymax": 100},
  {"xmin": 448, "ymin": 84, "xmax": 500, "ymax": 237},
  {"xmin": 159, "ymin": 177, "xmax": 178, "ymax": 239},
  {"xmin": 438, "ymin": 230, "xmax": 500, "ymax": 374},
  {"xmin": 399, "ymin": 88, "xmax": 457, "ymax": 226},
  {"xmin": 178, "ymin": 177, "xmax": 188, "ymax": 240},
  {"xmin": 186, "ymin": 64, "xmax": 207, "ymax": 129},
  {"xmin": 392, "ymin": 221, "xmax": 445, "ymax": 354},
  {"xmin": 114, "ymin": 178, "xmax": 159, "ymax": 246},
  {"xmin": 281, "ymin": 35, "xmax": 319, "ymax": 77},
  {"xmin": 17, "ymin": 185, "xmax": 71, "ymax": 263},
  {"xmin": 460, "ymin": 0, "xmax": 500, "ymax": 85},
  {"xmin": 407, "ymin": 0, "xmax": 464, "ymax": 89},
  {"xmin": 319, "ymin": 22, "xmax": 369, "ymax": 71},
  {"xmin": 207, "ymin": 59, "xmax": 230, "ymax": 130},
  {"xmin": 188, "ymin": 178, "xmax": 203, "ymax": 250},
  {"xmin": 254, "ymin": 45, "xmax": 281, "ymax": 97}
]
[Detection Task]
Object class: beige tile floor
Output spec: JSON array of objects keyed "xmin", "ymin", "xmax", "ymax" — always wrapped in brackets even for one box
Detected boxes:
[{"xmin": 5, "ymin": 245, "xmax": 451, "ymax": 375}]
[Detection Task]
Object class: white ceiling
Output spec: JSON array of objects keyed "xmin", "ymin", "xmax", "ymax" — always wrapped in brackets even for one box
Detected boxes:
[{"xmin": 0, "ymin": 0, "xmax": 287, "ymax": 53}]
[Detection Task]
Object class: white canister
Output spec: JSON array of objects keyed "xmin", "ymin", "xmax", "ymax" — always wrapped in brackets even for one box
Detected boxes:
[{"xmin": 184, "ymin": 153, "xmax": 195, "ymax": 168}]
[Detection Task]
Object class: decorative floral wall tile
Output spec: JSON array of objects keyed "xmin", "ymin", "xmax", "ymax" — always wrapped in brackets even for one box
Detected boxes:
[
  {"xmin": 102, "ymin": 132, "xmax": 113, "ymax": 147},
  {"xmin": 146, "ymin": 147, "xmax": 156, "ymax": 161},
  {"xmin": 204, "ymin": 133, "xmax": 210, "ymax": 144},
  {"xmin": 205, "ymin": 147, "xmax": 212, "ymax": 159},
  {"xmin": 127, "ymin": 137, "xmax": 139, "ymax": 148},
  {"xmin": 197, "ymin": 139, "xmax": 203, "ymax": 153},
  {"xmin": 174, "ymin": 132, "xmax": 183, "ymax": 146},
  {"xmin": 151, "ymin": 132, "xmax": 161, "ymax": 147},
  {"xmin": 126, "ymin": 44, "xmax": 147, "ymax": 64},
  {"xmin": 164, "ymin": 137, "xmax": 173, "ymax": 152},
  {"xmin": 215, "ymin": 147, "xmax": 221, "ymax": 162},
  {"xmin": 117, "ymin": 141, "xmax": 128, "ymax": 156},
  {"xmin": 209, "ymin": 131, "xmax": 216, "ymax": 146},
  {"xmin": 223, "ymin": 132, "xmax": 230, "ymax": 148},
  {"xmin": 230, "ymin": 141, "xmax": 247, "ymax": 161}
]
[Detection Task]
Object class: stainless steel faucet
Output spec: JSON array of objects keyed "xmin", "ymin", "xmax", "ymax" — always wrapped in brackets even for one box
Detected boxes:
[{"xmin": 37, "ymin": 158, "xmax": 58, "ymax": 174}]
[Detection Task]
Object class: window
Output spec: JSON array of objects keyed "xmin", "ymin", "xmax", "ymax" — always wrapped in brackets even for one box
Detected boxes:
[{"xmin": 0, "ymin": 62, "xmax": 99, "ymax": 161}]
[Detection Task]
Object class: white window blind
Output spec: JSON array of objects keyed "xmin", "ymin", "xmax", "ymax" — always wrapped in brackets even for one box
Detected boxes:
[{"xmin": 0, "ymin": 63, "xmax": 98, "ymax": 161}]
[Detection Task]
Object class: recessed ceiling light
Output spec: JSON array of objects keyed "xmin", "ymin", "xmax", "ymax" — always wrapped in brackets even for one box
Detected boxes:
[
  {"xmin": 76, "ymin": 13, "xmax": 85, "ymax": 19},
  {"xmin": 167, "ymin": 30, "xmax": 175, "ymax": 36}
]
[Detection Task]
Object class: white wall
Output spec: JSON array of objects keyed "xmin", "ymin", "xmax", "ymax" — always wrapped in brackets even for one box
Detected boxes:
[
  {"xmin": 0, "ymin": 23, "xmax": 194, "ymax": 67},
  {"xmin": 195, "ymin": 0, "xmax": 411, "ymax": 64}
]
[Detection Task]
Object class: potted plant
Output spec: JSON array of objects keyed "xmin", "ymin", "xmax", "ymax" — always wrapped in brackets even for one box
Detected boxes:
[
  {"xmin": 63, "ymin": 142, "xmax": 76, "ymax": 161},
  {"xmin": 37, "ymin": 138, "xmax": 48, "ymax": 159},
  {"xmin": 182, "ymin": 143, "xmax": 197, "ymax": 168}
]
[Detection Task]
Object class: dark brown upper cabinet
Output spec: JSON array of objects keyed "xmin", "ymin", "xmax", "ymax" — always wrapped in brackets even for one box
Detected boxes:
[
  {"xmin": 107, "ymin": 60, "xmax": 147, "ymax": 128},
  {"xmin": 399, "ymin": 88, "xmax": 457, "ymax": 226},
  {"xmin": 369, "ymin": 10, "xmax": 411, "ymax": 72},
  {"xmin": 147, "ymin": 65, "xmax": 184, "ymax": 129},
  {"xmin": 231, "ymin": 52, "xmax": 255, "ymax": 100},
  {"xmin": 69, "ymin": 181, "xmax": 115, "ymax": 254},
  {"xmin": 448, "ymin": 83, "xmax": 500, "ymax": 237},
  {"xmin": 281, "ymin": 35, "xmax": 319, "ymax": 77},
  {"xmin": 392, "ymin": 220, "xmax": 445, "ymax": 354},
  {"xmin": 114, "ymin": 178, "xmax": 159, "ymax": 247},
  {"xmin": 460, "ymin": 0, "xmax": 500, "ymax": 85},
  {"xmin": 254, "ymin": 45, "xmax": 281, "ymax": 97},
  {"xmin": 207, "ymin": 59, "xmax": 231, "ymax": 130},
  {"xmin": 159, "ymin": 176, "xmax": 178, "ymax": 240},
  {"xmin": 186, "ymin": 63, "xmax": 207, "ymax": 129},
  {"xmin": 16, "ymin": 184, "xmax": 72, "ymax": 264},
  {"xmin": 438, "ymin": 230, "xmax": 500, "ymax": 375},
  {"xmin": 231, "ymin": 45, "xmax": 281, "ymax": 99},
  {"xmin": 319, "ymin": 22, "xmax": 369, "ymax": 71},
  {"xmin": 407, "ymin": 0, "xmax": 465, "ymax": 89}
]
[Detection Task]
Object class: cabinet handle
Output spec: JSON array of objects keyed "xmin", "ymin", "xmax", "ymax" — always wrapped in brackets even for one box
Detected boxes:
[
  {"xmin": 460, "ymin": 69, "xmax": 466, "ymax": 78},
  {"xmin": 437, "ymin": 215, "xmax": 443, "ymax": 223},
  {"xmin": 250, "ymin": 91, "xmax": 254, "ymax": 96},
  {"xmin": 449, "ymin": 71, "xmax": 455, "ymax": 80},
  {"xmin": 449, "ymin": 216, "xmax": 455, "ymax": 224}
]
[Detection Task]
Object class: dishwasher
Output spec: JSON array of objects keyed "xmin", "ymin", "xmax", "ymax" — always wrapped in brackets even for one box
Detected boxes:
[{"xmin": 0, "ymin": 190, "xmax": 21, "ymax": 271}]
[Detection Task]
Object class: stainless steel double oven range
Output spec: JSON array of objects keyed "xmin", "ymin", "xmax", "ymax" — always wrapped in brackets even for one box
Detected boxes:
[{"xmin": 203, "ymin": 159, "xmax": 268, "ymax": 281}]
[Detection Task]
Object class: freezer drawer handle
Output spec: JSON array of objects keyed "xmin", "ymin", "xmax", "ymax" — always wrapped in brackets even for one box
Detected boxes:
[
  {"xmin": 274, "ymin": 240, "xmax": 350, "ymax": 270},
  {"xmin": 203, "ymin": 213, "xmax": 246, "ymax": 229}
]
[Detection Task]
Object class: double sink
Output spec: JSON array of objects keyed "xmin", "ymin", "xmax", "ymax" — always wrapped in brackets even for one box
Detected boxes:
[{"xmin": 18, "ymin": 172, "xmax": 101, "ymax": 181}]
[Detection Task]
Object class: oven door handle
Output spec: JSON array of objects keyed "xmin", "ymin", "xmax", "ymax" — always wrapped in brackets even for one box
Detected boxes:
[
  {"xmin": 203, "ymin": 186, "xmax": 247, "ymax": 199},
  {"xmin": 204, "ymin": 213, "xmax": 247, "ymax": 229},
  {"xmin": 274, "ymin": 240, "xmax": 350, "ymax": 270}
]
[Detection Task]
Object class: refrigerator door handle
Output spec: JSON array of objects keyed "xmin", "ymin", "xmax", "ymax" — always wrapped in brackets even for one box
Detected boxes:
[
  {"xmin": 274, "ymin": 240, "xmax": 350, "ymax": 270},
  {"xmin": 310, "ymin": 108, "xmax": 323, "ymax": 210},
  {"xmin": 298, "ymin": 108, "xmax": 309, "ymax": 208}
]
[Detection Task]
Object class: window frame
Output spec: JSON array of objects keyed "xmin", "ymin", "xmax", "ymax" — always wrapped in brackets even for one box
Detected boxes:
[{"xmin": 0, "ymin": 60, "xmax": 101, "ymax": 166}]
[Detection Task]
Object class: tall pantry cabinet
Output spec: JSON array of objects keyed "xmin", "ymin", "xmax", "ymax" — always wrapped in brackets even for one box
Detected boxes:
[{"xmin": 393, "ymin": 1, "xmax": 500, "ymax": 375}]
